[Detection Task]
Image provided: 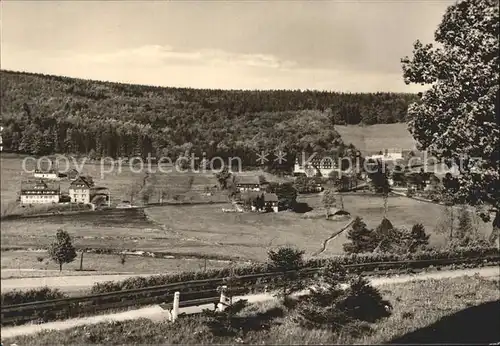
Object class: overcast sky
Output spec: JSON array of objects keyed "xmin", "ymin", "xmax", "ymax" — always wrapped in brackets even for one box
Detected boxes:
[{"xmin": 1, "ymin": 0, "xmax": 454, "ymax": 92}]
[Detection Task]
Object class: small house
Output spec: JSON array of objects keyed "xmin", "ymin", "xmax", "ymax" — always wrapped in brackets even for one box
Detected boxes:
[
  {"xmin": 69, "ymin": 176, "xmax": 94, "ymax": 204},
  {"xmin": 264, "ymin": 193, "xmax": 279, "ymax": 213},
  {"xmin": 240, "ymin": 191, "xmax": 279, "ymax": 213},
  {"xmin": 235, "ymin": 175, "xmax": 261, "ymax": 192},
  {"xmin": 20, "ymin": 180, "xmax": 60, "ymax": 204},
  {"xmin": 117, "ymin": 201, "xmax": 133, "ymax": 209}
]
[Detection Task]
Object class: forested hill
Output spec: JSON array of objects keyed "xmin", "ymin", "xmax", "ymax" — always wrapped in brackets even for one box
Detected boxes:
[{"xmin": 0, "ymin": 70, "xmax": 417, "ymax": 164}]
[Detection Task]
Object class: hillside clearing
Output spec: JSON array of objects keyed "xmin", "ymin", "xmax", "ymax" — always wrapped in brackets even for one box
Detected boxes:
[{"xmin": 336, "ymin": 123, "xmax": 417, "ymax": 154}]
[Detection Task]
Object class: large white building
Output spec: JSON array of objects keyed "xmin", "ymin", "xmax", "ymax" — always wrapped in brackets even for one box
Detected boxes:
[
  {"xmin": 69, "ymin": 176, "xmax": 94, "ymax": 204},
  {"xmin": 33, "ymin": 169, "xmax": 59, "ymax": 180},
  {"xmin": 366, "ymin": 149, "xmax": 403, "ymax": 162},
  {"xmin": 235, "ymin": 176, "xmax": 262, "ymax": 192},
  {"xmin": 20, "ymin": 180, "xmax": 60, "ymax": 204},
  {"xmin": 293, "ymin": 153, "xmax": 337, "ymax": 177}
]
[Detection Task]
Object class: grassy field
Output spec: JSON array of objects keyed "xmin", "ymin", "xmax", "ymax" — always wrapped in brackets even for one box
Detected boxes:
[
  {"xmin": 3, "ymin": 275, "xmax": 498, "ymax": 345},
  {"xmin": 0, "ymin": 250, "xmax": 235, "ymax": 279},
  {"xmin": 335, "ymin": 123, "xmax": 417, "ymax": 155},
  {"xmin": 1, "ymin": 194, "xmax": 492, "ymax": 264},
  {"xmin": 301, "ymin": 194, "xmax": 492, "ymax": 256},
  {"xmin": 0, "ymin": 203, "xmax": 348, "ymax": 262},
  {"xmin": 1, "ymin": 154, "xmax": 286, "ymax": 213}
]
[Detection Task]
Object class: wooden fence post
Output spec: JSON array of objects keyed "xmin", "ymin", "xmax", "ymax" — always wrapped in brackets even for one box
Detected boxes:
[
  {"xmin": 217, "ymin": 285, "xmax": 228, "ymax": 312},
  {"xmin": 172, "ymin": 291, "xmax": 180, "ymax": 322}
]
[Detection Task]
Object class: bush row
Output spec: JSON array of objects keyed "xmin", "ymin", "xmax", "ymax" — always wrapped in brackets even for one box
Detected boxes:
[
  {"xmin": 2, "ymin": 246, "xmax": 498, "ymax": 326},
  {"xmin": 90, "ymin": 246, "xmax": 500, "ymax": 294}
]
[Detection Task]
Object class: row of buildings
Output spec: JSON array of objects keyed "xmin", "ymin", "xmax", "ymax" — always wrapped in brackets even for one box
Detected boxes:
[
  {"xmin": 292, "ymin": 149, "xmax": 406, "ymax": 178},
  {"xmin": 20, "ymin": 172, "xmax": 104, "ymax": 205}
]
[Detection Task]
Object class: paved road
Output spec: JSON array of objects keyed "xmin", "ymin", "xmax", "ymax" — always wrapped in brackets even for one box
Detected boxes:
[{"xmin": 2, "ymin": 266, "xmax": 498, "ymax": 339}]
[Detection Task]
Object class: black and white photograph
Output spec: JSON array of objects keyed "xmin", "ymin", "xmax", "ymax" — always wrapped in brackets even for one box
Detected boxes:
[{"xmin": 0, "ymin": 0, "xmax": 499, "ymax": 344}]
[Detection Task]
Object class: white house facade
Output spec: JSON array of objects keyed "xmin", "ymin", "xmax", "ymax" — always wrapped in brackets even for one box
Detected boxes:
[
  {"xmin": 366, "ymin": 149, "xmax": 403, "ymax": 162},
  {"xmin": 69, "ymin": 176, "xmax": 93, "ymax": 204},
  {"xmin": 235, "ymin": 176, "xmax": 262, "ymax": 192},
  {"xmin": 20, "ymin": 180, "xmax": 60, "ymax": 204},
  {"xmin": 293, "ymin": 154, "xmax": 337, "ymax": 177}
]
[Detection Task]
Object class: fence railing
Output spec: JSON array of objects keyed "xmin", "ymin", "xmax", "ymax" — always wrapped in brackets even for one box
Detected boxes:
[{"xmin": 2, "ymin": 255, "xmax": 498, "ymax": 326}]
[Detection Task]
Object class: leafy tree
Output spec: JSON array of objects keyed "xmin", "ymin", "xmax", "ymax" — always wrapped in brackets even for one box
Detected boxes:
[
  {"xmin": 372, "ymin": 218, "xmax": 399, "ymax": 253},
  {"xmin": 185, "ymin": 176, "xmax": 195, "ymax": 192},
  {"xmin": 406, "ymin": 223, "xmax": 430, "ymax": 253},
  {"xmin": 457, "ymin": 205, "xmax": 474, "ymax": 240},
  {"xmin": 294, "ymin": 175, "xmax": 311, "ymax": 193},
  {"xmin": 447, "ymin": 205, "xmax": 490, "ymax": 247},
  {"xmin": 267, "ymin": 246, "xmax": 305, "ymax": 304},
  {"xmin": 402, "ymin": 0, "xmax": 499, "ymax": 237},
  {"xmin": 322, "ymin": 188, "xmax": 337, "ymax": 219},
  {"xmin": 367, "ymin": 160, "xmax": 391, "ymax": 216},
  {"xmin": 343, "ymin": 217, "xmax": 377, "ymax": 253},
  {"xmin": 270, "ymin": 182, "xmax": 298, "ymax": 210},
  {"xmin": 392, "ymin": 165, "xmax": 406, "ymax": 187},
  {"xmin": 48, "ymin": 229, "xmax": 77, "ymax": 271},
  {"xmin": 215, "ymin": 167, "xmax": 231, "ymax": 190}
]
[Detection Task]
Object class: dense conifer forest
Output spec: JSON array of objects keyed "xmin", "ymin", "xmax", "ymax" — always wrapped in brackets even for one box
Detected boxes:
[{"xmin": 0, "ymin": 70, "xmax": 417, "ymax": 165}]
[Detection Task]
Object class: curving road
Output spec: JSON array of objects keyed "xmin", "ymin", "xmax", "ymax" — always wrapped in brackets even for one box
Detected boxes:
[{"xmin": 1, "ymin": 266, "xmax": 499, "ymax": 339}]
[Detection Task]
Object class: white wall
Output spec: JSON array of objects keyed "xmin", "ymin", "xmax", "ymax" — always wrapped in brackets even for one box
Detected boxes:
[
  {"xmin": 20, "ymin": 194, "xmax": 59, "ymax": 204},
  {"xmin": 69, "ymin": 189, "xmax": 90, "ymax": 203},
  {"xmin": 33, "ymin": 173, "xmax": 59, "ymax": 180}
]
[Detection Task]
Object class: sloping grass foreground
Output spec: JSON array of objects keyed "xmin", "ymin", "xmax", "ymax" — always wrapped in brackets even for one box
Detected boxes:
[{"xmin": 3, "ymin": 275, "xmax": 498, "ymax": 345}]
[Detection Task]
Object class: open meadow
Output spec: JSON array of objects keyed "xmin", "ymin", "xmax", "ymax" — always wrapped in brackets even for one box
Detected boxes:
[
  {"xmin": 335, "ymin": 123, "xmax": 418, "ymax": 154},
  {"xmin": 0, "ymin": 250, "xmax": 234, "ymax": 279},
  {"xmin": 0, "ymin": 205, "xmax": 348, "ymax": 262},
  {"xmin": 1, "ymin": 154, "xmax": 289, "ymax": 213},
  {"xmin": 1, "ymin": 154, "xmax": 493, "ymax": 274},
  {"xmin": 299, "ymin": 193, "xmax": 492, "ymax": 256},
  {"xmin": 2, "ymin": 193, "xmax": 492, "ymax": 267}
]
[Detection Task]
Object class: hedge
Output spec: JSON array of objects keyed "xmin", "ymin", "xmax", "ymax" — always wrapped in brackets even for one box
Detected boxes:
[
  {"xmin": 2, "ymin": 246, "xmax": 498, "ymax": 326},
  {"xmin": 90, "ymin": 246, "xmax": 499, "ymax": 293}
]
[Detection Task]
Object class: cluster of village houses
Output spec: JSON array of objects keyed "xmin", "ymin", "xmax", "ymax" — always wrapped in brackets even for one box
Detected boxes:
[
  {"xmin": 19, "ymin": 168, "xmax": 110, "ymax": 207},
  {"xmin": 18, "ymin": 149, "xmax": 451, "ymax": 210}
]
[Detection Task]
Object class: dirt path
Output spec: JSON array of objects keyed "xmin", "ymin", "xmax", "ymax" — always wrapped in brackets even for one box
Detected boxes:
[
  {"xmin": 313, "ymin": 218, "xmax": 354, "ymax": 256},
  {"xmin": 1, "ymin": 274, "xmax": 163, "ymax": 293},
  {"xmin": 2, "ymin": 266, "xmax": 498, "ymax": 339}
]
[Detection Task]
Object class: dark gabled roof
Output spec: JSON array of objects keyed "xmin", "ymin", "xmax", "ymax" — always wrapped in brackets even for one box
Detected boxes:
[
  {"xmin": 264, "ymin": 193, "xmax": 278, "ymax": 202},
  {"xmin": 236, "ymin": 175, "xmax": 261, "ymax": 185},
  {"xmin": 21, "ymin": 180, "xmax": 60, "ymax": 192},
  {"xmin": 70, "ymin": 176, "xmax": 93, "ymax": 189},
  {"xmin": 240, "ymin": 191, "xmax": 262, "ymax": 200}
]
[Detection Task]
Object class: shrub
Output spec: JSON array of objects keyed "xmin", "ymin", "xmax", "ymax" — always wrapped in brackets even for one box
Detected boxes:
[
  {"xmin": 1, "ymin": 287, "xmax": 71, "ymax": 324},
  {"xmin": 267, "ymin": 246, "xmax": 306, "ymax": 304},
  {"xmin": 338, "ymin": 276, "xmax": 392, "ymax": 323},
  {"xmin": 1, "ymin": 287, "xmax": 67, "ymax": 306},
  {"xmin": 406, "ymin": 223, "xmax": 430, "ymax": 252},
  {"xmin": 343, "ymin": 217, "xmax": 377, "ymax": 253},
  {"xmin": 5, "ymin": 246, "xmax": 496, "ymax": 327},
  {"xmin": 295, "ymin": 265, "xmax": 391, "ymax": 332}
]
